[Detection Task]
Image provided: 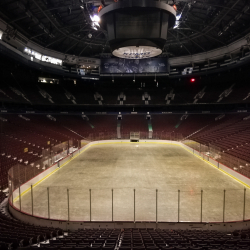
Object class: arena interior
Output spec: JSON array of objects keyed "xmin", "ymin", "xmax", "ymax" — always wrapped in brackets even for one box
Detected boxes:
[{"xmin": 1, "ymin": 0, "xmax": 250, "ymax": 249}]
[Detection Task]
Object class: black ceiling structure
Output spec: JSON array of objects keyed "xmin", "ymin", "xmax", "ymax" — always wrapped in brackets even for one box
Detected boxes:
[{"xmin": 0, "ymin": 0, "xmax": 250, "ymax": 58}]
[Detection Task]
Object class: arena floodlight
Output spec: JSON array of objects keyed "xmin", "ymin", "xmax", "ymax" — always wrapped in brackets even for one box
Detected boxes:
[
  {"xmin": 174, "ymin": 13, "xmax": 182, "ymax": 29},
  {"xmin": 90, "ymin": 14, "xmax": 100, "ymax": 30},
  {"xmin": 90, "ymin": 14, "xmax": 100, "ymax": 23}
]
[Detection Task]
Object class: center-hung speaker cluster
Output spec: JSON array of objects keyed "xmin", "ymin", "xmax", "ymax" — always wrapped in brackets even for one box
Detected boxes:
[{"xmin": 99, "ymin": 0, "xmax": 176, "ymax": 59}]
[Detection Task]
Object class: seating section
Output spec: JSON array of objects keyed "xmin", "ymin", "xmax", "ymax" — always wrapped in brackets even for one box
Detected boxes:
[
  {"xmin": 175, "ymin": 114, "xmax": 218, "ymax": 137},
  {"xmin": 151, "ymin": 115, "xmax": 181, "ymax": 133},
  {"xmin": 55, "ymin": 115, "xmax": 118, "ymax": 139},
  {"xmin": 85, "ymin": 115, "xmax": 117, "ymax": 135},
  {"xmin": 55, "ymin": 115, "xmax": 93, "ymax": 138},
  {"xmin": 42, "ymin": 229, "xmax": 121, "ymax": 250},
  {"xmin": 1, "ymin": 80, "xmax": 249, "ymax": 105},
  {"xmin": 189, "ymin": 114, "xmax": 250, "ymax": 162},
  {"xmin": 150, "ymin": 114, "xmax": 217, "ymax": 139},
  {"xmin": 0, "ymin": 115, "xmax": 83, "ymax": 188},
  {"xmin": 1, "ymin": 54, "xmax": 250, "ymax": 106},
  {"xmin": 118, "ymin": 229, "xmax": 250, "ymax": 250},
  {"xmin": 150, "ymin": 115, "xmax": 182, "ymax": 139},
  {"xmin": 121, "ymin": 115, "xmax": 148, "ymax": 137},
  {"xmin": 14, "ymin": 228, "xmax": 250, "ymax": 250},
  {"xmin": 0, "ymin": 191, "xmax": 6, "ymax": 203},
  {"xmin": 0, "ymin": 212, "xmax": 63, "ymax": 250},
  {"xmin": 0, "ymin": 190, "xmax": 63, "ymax": 250}
]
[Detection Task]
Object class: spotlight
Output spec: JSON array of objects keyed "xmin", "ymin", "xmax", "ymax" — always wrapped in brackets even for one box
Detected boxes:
[
  {"xmin": 88, "ymin": 33, "xmax": 92, "ymax": 39},
  {"xmin": 90, "ymin": 15, "xmax": 100, "ymax": 23},
  {"xmin": 190, "ymin": 78, "xmax": 196, "ymax": 82},
  {"xmin": 90, "ymin": 14, "xmax": 100, "ymax": 30}
]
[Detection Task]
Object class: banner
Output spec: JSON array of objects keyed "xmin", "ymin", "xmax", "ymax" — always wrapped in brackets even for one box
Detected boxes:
[{"xmin": 100, "ymin": 58, "xmax": 169, "ymax": 74}]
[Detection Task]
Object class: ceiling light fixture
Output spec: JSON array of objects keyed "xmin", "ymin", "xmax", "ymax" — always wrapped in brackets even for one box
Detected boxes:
[
  {"xmin": 90, "ymin": 14, "xmax": 100, "ymax": 30},
  {"xmin": 174, "ymin": 13, "xmax": 182, "ymax": 29}
]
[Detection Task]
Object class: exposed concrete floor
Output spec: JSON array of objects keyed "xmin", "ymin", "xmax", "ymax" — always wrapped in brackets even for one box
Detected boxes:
[{"xmin": 15, "ymin": 143, "xmax": 250, "ymax": 222}]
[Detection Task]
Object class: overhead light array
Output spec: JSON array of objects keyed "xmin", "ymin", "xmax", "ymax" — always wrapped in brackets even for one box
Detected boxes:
[
  {"xmin": 84, "ymin": 3, "xmax": 101, "ymax": 31},
  {"xmin": 90, "ymin": 14, "xmax": 100, "ymax": 30},
  {"xmin": 173, "ymin": 13, "xmax": 182, "ymax": 29}
]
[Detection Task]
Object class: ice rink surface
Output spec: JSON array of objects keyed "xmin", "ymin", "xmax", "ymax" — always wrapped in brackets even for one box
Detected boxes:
[{"xmin": 16, "ymin": 143, "xmax": 250, "ymax": 222}]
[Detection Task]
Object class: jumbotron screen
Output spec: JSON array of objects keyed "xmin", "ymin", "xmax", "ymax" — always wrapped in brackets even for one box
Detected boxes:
[{"xmin": 100, "ymin": 58, "xmax": 170, "ymax": 74}]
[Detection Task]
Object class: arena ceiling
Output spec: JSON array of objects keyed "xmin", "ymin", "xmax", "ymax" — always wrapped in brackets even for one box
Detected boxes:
[{"xmin": 0, "ymin": 0, "xmax": 250, "ymax": 59}]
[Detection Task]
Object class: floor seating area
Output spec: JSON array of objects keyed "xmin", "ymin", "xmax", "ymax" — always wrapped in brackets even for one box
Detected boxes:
[{"xmin": 14, "ymin": 228, "xmax": 250, "ymax": 250}]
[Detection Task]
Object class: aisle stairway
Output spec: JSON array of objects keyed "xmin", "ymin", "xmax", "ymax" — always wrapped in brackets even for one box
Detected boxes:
[
  {"xmin": 117, "ymin": 120, "xmax": 121, "ymax": 139},
  {"xmin": 148, "ymin": 120, "xmax": 153, "ymax": 139}
]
